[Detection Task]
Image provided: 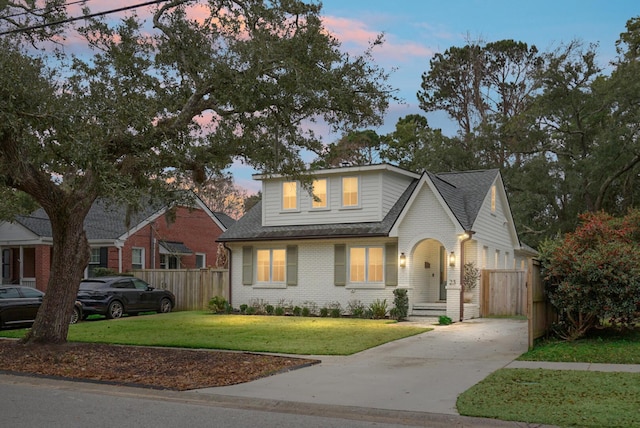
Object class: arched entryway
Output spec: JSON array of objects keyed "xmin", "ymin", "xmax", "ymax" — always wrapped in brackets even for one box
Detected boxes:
[{"xmin": 409, "ymin": 238, "xmax": 448, "ymax": 317}]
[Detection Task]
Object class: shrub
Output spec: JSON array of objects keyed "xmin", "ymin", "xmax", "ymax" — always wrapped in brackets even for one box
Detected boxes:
[
  {"xmin": 249, "ymin": 299, "xmax": 269, "ymax": 315},
  {"xmin": 392, "ymin": 289, "xmax": 409, "ymax": 321},
  {"xmin": 207, "ymin": 296, "xmax": 228, "ymax": 314},
  {"xmin": 265, "ymin": 304, "xmax": 275, "ymax": 315},
  {"xmin": 93, "ymin": 267, "xmax": 119, "ymax": 277},
  {"xmin": 462, "ymin": 262, "xmax": 480, "ymax": 291},
  {"xmin": 438, "ymin": 315, "xmax": 452, "ymax": 325},
  {"xmin": 293, "ymin": 306, "xmax": 302, "ymax": 316},
  {"xmin": 301, "ymin": 307, "xmax": 311, "ymax": 317},
  {"xmin": 239, "ymin": 304, "xmax": 248, "ymax": 314},
  {"xmin": 275, "ymin": 306, "xmax": 285, "ymax": 316},
  {"xmin": 542, "ymin": 210, "xmax": 640, "ymax": 340},
  {"xmin": 301, "ymin": 301, "xmax": 318, "ymax": 316},
  {"xmin": 369, "ymin": 299, "xmax": 388, "ymax": 319},
  {"xmin": 319, "ymin": 307, "xmax": 329, "ymax": 317},
  {"xmin": 244, "ymin": 306, "xmax": 256, "ymax": 315},
  {"xmin": 347, "ymin": 299, "xmax": 367, "ymax": 318},
  {"xmin": 330, "ymin": 308, "xmax": 341, "ymax": 318}
]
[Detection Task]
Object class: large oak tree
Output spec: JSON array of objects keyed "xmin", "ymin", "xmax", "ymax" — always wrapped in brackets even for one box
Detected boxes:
[{"xmin": 0, "ymin": 0, "xmax": 392, "ymax": 343}]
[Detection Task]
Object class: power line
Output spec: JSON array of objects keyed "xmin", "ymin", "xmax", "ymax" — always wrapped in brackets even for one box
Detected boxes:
[
  {"xmin": 0, "ymin": 0, "xmax": 173, "ymax": 36},
  {"xmin": 1, "ymin": 0, "xmax": 89, "ymax": 20}
]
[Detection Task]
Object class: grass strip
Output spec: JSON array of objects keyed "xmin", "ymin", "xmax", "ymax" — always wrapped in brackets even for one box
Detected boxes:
[
  {"xmin": 519, "ymin": 328, "xmax": 640, "ymax": 364},
  {"xmin": 457, "ymin": 368, "xmax": 640, "ymax": 427}
]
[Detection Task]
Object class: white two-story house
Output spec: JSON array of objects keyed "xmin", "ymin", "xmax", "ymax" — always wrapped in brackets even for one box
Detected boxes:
[{"xmin": 218, "ymin": 163, "xmax": 534, "ymax": 320}]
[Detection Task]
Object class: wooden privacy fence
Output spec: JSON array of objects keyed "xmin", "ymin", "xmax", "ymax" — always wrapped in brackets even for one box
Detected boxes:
[
  {"xmin": 132, "ymin": 268, "xmax": 229, "ymax": 311},
  {"xmin": 527, "ymin": 259, "xmax": 557, "ymax": 349},
  {"xmin": 480, "ymin": 269, "xmax": 527, "ymax": 317}
]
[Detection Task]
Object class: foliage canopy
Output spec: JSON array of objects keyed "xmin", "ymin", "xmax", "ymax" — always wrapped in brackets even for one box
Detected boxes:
[{"xmin": 0, "ymin": 0, "xmax": 392, "ymax": 343}]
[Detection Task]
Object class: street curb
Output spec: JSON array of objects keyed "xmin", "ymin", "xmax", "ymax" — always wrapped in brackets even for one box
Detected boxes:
[{"xmin": 0, "ymin": 373, "xmax": 555, "ymax": 427}]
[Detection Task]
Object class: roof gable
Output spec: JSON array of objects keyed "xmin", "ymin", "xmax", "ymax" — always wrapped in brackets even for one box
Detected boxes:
[
  {"xmin": 12, "ymin": 194, "xmax": 231, "ymax": 242},
  {"xmin": 219, "ymin": 164, "xmax": 508, "ymax": 242},
  {"xmin": 432, "ymin": 169, "xmax": 500, "ymax": 230}
]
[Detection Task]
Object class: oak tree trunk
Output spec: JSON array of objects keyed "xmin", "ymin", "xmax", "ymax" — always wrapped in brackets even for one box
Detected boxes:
[{"xmin": 21, "ymin": 200, "xmax": 92, "ymax": 344}]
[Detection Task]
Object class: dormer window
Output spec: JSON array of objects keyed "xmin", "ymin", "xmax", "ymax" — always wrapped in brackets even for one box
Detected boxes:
[
  {"xmin": 312, "ymin": 178, "xmax": 327, "ymax": 209},
  {"xmin": 342, "ymin": 176, "xmax": 359, "ymax": 207},
  {"xmin": 282, "ymin": 181, "xmax": 298, "ymax": 210}
]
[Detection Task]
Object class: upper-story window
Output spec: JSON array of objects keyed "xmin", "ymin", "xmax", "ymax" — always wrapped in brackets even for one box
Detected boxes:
[
  {"xmin": 282, "ymin": 181, "xmax": 298, "ymax": 210},
  {"xmin": 312, "ymin": 178, "xmax": 327, "ymax": 209},
  {"xmin": 490, "ymin": 185, "xmax": 496, "ymax": 212},
  {"xmin": 342, "ymin": 176, "xmax": 359, "ymax": 207}
]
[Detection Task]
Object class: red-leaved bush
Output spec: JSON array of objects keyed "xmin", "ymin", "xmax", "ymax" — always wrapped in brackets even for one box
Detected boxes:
[{"xmin": 541, "ymin": 210, "xmax": 640, "ymax": 340}]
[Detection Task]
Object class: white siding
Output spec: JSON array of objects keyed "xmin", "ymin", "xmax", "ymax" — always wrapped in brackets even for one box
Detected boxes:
[
  {"xmin": 471, "ymin": 181, "xmax": 519, "ymax": 269},
  {"xmin": 262, "ymin": 169, "xmax": 414, "ymax": 227},
  {"xmin": 381, "ymin": 173, "xmax": 414, "ymax": 217}
]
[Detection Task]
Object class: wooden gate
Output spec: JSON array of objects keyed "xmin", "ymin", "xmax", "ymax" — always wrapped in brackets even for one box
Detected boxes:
[
  {"xmin": 480, "ymin": 269, "xmax": 527, "ymax": 317},
  {"xmin": 132, "ymin": 268, "xmax": 229, "ymax": 311},
  {"xmin": 527, "ymin": 259, "xmax": 557, "ymax": 349}
]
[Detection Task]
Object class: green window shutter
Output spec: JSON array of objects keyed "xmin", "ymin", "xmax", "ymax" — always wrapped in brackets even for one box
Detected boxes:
[
  {"xmin": 242, "ymin": 246, "xmax": 253, "ymax": 285},
  {"xmin": 334, "ymin": 244, "xmax": 346, "ymax": 286},
  {"xmin": 385, "ymin": 243, "xmax": 398, "ymax": 286},
  {"xmin": 286, "ymin": 245, "xmax": 298, "ymax": 286}
]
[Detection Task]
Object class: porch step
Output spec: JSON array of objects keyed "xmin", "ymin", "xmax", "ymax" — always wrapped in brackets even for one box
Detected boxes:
[{"xmin": 411, "ymin": 302, "xmax": 446, "ymax": 317}]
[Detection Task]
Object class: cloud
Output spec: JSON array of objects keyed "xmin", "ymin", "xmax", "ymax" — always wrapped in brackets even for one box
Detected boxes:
[{"xmin": 321, "ymin": 15, "xmax": 434, "ymax": 63}]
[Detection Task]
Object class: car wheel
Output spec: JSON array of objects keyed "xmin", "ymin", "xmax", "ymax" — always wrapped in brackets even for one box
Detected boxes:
[
  {"xmin": 107, "ymin": 301, "xmax": 124, "ymax": 319},
  {"xmin": 70, "ymin": 306, "xmax": 81, "ymax": 324},
  {"xmin": 159, "ymin": 298, "xmax": 172, "ymax": 314}
]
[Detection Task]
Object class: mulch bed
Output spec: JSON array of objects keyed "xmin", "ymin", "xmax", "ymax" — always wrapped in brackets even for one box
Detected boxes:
[{"xmin": 0, "ymin": 339, "xmax": 319, "ymax": 391}]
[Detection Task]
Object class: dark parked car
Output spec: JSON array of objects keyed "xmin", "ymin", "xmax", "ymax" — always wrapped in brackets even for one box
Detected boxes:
[
  {"xmin": 0, "ymin": 286, "xmax": 82, "ymax": 329},
  {"xmin": 76, "ymin": 276, "xmax": 175, "ymax": 319}
]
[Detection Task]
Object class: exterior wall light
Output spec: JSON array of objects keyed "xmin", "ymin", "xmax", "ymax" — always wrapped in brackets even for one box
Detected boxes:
[
  {"xmin": 399, "ymin": 252, "xmax": 406, "ymax": 268},
  {"xmin": 449, "ymin": 251, "xmax": 456, "ymax": 267}
]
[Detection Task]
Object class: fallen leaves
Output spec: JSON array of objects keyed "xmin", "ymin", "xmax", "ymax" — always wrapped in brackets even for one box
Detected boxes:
[{"xmin": 0, "ymin": 339, "xmax": 318, "ymax": 391}]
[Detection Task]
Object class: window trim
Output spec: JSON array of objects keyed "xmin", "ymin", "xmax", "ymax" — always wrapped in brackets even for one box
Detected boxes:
[
  {"xmin": 132, "ymin": 247, "xmax": 145, "ymax": 270},
  {"xmin": 195, "ymin": 253, "xmax": 206, "ymax": 269},
  {"xmin": 341, "ymin": 176, "xmax": 360, "ymax": 209},
  {"xmin": 256, "ymin": 248, "xmax": 287, "ymax": 284},
  {"xmin": 347, "ymin": 245, "xmax": 384, "ymax": 287},
  {"xmin": 311, "ymin": 178, "xmax": 329, "ymax": 210},
  {"xmin": 490, "ymin": 185, "xmax": 497, "ymax": 213},
  {"xmin": 282, "ymin": 181, "xmax": 299, "ymax": 212}
]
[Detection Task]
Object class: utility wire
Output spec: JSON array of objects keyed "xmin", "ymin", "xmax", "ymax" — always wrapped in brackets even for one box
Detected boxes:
[
  {"xmin": 0, "ymin": 0, "xmax": 172, "ymax": 36},
  {"xmin": 1, "ymin": 0, "xmax": 89, "ymax": 20}
]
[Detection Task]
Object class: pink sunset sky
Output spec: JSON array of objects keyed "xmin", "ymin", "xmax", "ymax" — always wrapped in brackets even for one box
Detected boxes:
[{"xmin": 57, "ymin": 0, "xmax": 640, "ymax": 193}]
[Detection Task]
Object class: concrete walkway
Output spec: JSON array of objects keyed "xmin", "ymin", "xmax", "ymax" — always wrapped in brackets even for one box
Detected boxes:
[{"xmin": 195, "ymin": 318, "xmax": 530, "ymax": 415}]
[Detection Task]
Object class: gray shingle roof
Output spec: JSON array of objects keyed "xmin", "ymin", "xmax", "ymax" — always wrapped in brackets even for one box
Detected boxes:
[
  {"xmin": 218, "ymin": 167, "xmax": 500, "ymax": 243},
  {"xmin": 431, "ymin": 169, "xmax": 500, "ymax": 230},
  {"xmin": 212, "ymin": 212, "xmax": 236, "ymax": 229},
  {"xmin": 15, "ymin": 199, "xmax": 161, "ymax": 240},
  {"xmin": 159, "ymin": 240, "xmax": 193, "ymax": 255}
]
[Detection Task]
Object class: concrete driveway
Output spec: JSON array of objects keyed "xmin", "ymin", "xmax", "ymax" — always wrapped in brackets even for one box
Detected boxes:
[{"xmin": 195, "ymin": 318, "xmax": 528, "ymax": 415}]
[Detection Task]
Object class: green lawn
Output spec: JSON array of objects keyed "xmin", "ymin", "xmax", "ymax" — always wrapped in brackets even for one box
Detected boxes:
[
  {"xmin": 0, "ymin": 312, "xmax": 431, "ymax": 355},
  {"xmin": 518, "ymin": 327, "xmax": 640, "ymax": 364},
  {"xmin": 459, "ymin": 326, "xmax": 640, "ymax": 427},
  {"xmin": 457, "ymin": 369, "xmax": 640, "ymax": 427}
]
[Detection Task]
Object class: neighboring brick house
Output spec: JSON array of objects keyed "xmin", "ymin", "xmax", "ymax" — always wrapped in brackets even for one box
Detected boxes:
[
  {"xmin": 218, "ymin": 163, "xmax": 536, "ymax": 320},
  {"xmin": 0, "ymin": 196, "xmax": 234, "ymax": 292}
]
